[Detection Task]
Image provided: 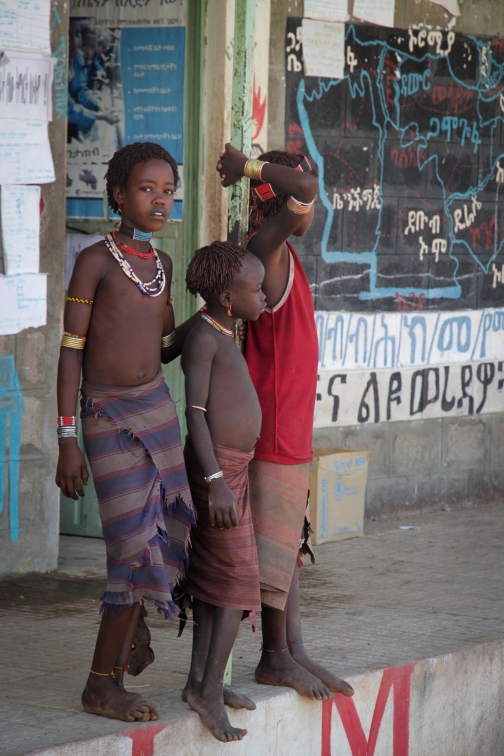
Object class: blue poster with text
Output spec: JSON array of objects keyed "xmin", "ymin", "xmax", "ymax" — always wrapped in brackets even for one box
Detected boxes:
[{"xmin": 121, "ymin": 26, "xmax": 184, "ymax": 164}]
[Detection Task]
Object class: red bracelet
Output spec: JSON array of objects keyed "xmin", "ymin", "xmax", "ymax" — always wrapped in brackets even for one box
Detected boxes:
[{"xmin": 57, "ymin": 416, "xmax": 77, "ymax": 427}]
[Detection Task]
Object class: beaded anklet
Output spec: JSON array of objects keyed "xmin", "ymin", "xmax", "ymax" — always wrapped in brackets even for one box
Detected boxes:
[
  {"xmin": 89, "ymin": 668, "xmax": 115, "ymax": 678},
  {"xmin": 261, "ymin": 644, "xmax": 289, "ymax": 653},
  {"xmin": 114, "ymin": 665, "xmax": 129, "ymax": 672},
  {"xmin": 287, "ymin": 639, "xmax": 303, "ymax": 646}
]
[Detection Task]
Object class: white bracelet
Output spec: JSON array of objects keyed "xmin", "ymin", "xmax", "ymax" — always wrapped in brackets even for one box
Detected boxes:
[{"xmin": 204, "ymin": 470, "xmax": 224, "ymax": 484}]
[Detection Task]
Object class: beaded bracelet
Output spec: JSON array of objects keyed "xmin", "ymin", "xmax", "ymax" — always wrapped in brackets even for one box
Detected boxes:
[{"xmin": 287, "ymin": 196, "xmax": 314, "ymax": 215}]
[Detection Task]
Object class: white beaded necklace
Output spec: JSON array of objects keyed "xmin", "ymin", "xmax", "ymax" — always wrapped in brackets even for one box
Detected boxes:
[{"xmin": 104, "ymin": 233, "xmax": 166, "ymax": 297}]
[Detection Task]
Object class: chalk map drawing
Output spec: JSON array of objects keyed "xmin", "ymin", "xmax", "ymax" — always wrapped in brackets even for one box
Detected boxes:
[{"xmin": 285, "ymin": 22, "xmax": 504, "ymax": 311}]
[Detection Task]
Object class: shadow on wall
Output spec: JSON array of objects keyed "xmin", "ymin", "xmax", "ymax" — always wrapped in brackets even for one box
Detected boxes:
[{"xmin": 0, "ymin": 356, "xmax": 24, "ymax": 542}]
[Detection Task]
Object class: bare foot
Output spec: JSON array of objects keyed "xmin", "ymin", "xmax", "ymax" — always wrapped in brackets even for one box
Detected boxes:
[
  {"xmin": 182, "ymin": 684, "xmax": 256, "ymax": 711},
  {"xmin": 289, "ymin": 643, "xmax": 354, "ymax": 696},
  {"xmin": 82, "ymin": 677, "xmax": 159, "ymax": 722},
  {"xmin": 255, "ymin": 652, "xmax": 332, "ymax": 700},
  {"xmin": 187, "ymin": 688, "xmax": 247, "ymax": 742}
]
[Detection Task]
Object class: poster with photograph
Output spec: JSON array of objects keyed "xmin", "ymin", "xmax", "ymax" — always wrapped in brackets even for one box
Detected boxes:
[{"xmin": 66, "ymin": 1, "xmax": 185, "ymax": 213}]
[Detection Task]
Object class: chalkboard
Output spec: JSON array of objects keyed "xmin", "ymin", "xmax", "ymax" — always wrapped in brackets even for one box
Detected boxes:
[{"xmin": 285, "ymin": 19, "xmax": 504, "ymax": 312}]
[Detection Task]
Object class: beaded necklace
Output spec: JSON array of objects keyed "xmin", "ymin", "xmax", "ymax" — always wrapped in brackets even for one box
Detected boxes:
[
  {"xmin": 117, "ymin": 222, "xmax": 153, "ymax": 242},
  {"xmin": 104, "ymin": 233, "xmax": 165, "ymax": 297},
  {"xmin": 201, "ymin": 311, "xmax": 234, "ymax": 338},
  {"xmin": 112, "ymin": 232, "xmax": 155, "ymax": 259}
]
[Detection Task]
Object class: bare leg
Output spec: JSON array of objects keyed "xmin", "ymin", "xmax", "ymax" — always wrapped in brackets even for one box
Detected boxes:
[
  {"xmin": 255, "ymin": 594, "xmax": 332, "ymax": 700},
  {"xmin": 114, "ymin": 604, "xmax": 142, "ymax": 690},
  {"xmin": 82, "ymin": 605, "xmax": 159, "ymax": 722},
  {"xmin": 186, "ymin": 600, "xmax": 248, "ymax": 742},
  {"xmin": 181, "ymin": 601, "xmax": 255, "ymax": 711},
  {"xmin": 286, "ymin": 567, "xmax": 353, "ymax": 696}
]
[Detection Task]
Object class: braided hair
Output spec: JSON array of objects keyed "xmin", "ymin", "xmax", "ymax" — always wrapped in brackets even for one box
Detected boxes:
[
  {"xmin": 250, "ymin": 150, "xmax": 317, "ymax": 222},
  {"xmin": 105, "ymin": 142, "xmax": 179, "ymax": 213},
  {"xmin": 186, "ymin": 241, "xmax": 247, "ymax": 302}
]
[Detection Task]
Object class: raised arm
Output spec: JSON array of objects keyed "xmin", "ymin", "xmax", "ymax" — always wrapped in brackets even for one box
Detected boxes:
[
  {"xmin": 217, "ymin": 143, "xmax": 318, "ymax": 306},
  {"xmin": 182, "ymin": 330, "xmax": 238, "ymax": 528},
  {"xmin": 55, "ymin": 246, "xmax": 103, "ymax": 500}
]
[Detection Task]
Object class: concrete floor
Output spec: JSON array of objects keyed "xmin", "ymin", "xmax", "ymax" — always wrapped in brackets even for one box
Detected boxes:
[{"xmin": 1, "ymin": 500, "xmax": 503, "ymax": 756}]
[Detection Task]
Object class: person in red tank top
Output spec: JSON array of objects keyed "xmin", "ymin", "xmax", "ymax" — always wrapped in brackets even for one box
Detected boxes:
[{"xmin": 217, "ymin": 145, "xmax": 354, "ymax": 701}]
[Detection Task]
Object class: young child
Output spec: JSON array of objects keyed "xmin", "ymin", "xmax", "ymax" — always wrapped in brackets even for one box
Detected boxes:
[
  {"xmin": 180, "ymin": 241, "xmax": 266, "ymax": 742},
  {"xmin": 56, "ymin": 142, "xmax": 197, "ymax": 722},
  {"xmin": 217, "ymin": 145, "xmax": 354, "ymax": 701}
]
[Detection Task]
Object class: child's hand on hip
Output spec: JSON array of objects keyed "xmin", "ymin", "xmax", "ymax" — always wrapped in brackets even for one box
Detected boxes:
[
  {"xmin": 208, "ymin": 477, "xmax": 238, "ymax": 529},
  {"xmin": 216, "ymin": 143, "xmax": 248, "ymax": 187}
]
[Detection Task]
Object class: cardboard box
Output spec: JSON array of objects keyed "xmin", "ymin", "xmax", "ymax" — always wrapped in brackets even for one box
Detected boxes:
[{"xmin": 309, "ymin": 447, "xmax": 369, "ymax": 545}]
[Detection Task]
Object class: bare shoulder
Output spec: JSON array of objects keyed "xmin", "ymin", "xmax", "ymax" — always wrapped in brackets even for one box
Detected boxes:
[
  {"xmin": 184, "ymin": 321, "xmax": 217, "ymax": 351},
  {"xmin": 74, "ymin": 238, "xmax": 110, "ymax": 268}
]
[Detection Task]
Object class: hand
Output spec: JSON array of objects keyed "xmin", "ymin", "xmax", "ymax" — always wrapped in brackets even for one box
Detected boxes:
[
  {"xmin": 97, "ymin": 108, "xmax": 119, "ymax": 125},
  {"xmin": 55, "ymin": 441, "xmax": 89, "ymax": 500},
  {"xmin": 237, "ymin": 320, "xmax": 248, "ymax": 342},
  {"xmin": 216, "ymin": 143, "xmax": 248, "ymax": 187},
  {"xmin": 208, "ymin": 476, "xmax": 238, "ymax": 529}
]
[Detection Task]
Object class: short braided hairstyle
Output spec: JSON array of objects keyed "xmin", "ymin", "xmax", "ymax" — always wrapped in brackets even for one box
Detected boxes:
[
  {"xmin": 105, "ymin": 142, "xmax": 179, "ymax": 213},
  {"xmin": 186, "ymin": 241, "xmax": 247, "ymax": 302},
  {"xmin": 250, "ymin": 149, "xmax": 317, "ymax": 219}
]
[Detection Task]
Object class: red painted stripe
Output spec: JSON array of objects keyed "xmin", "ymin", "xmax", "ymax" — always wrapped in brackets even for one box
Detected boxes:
[{"xmin": 125, "ymin": 723, "xmax": 166, "ymax": 756}]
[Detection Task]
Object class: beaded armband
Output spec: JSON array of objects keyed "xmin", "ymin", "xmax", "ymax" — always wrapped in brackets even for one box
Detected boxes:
[
  {"xmin": 244, "ymin": 158, "xmax": 267, "ymax": 181},
  {"xmin": 161, "ymin": 330, "xmax": 176, "ymax": 348},
  {"xmin": 67, "ymin": 296, "xmax": 93, "ymax": 305},
  {"xmin": 287, "ymin": 196, "xmax": 314, "ymax": 215},
  {"xmin": 61, "ymin": 331, "xmax": 87, "ymax": 350}
]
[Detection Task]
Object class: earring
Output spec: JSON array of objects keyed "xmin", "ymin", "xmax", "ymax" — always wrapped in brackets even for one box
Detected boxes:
[
  {"xmin": 227, "ymin": 305, "xmax": 232, "ymax": 317},
  {"xmin": 117, "ymin": 205, "xmax": 122, "ymax": 216}
]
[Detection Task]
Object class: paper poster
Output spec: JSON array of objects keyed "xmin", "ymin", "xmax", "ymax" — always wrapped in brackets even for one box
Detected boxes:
[
  {"xmin": 65, "ymin": 233, "xmax": 102, "ymax": 288},
  {"xmin": 304, "ymin": 0, "xmax": 349, "ymax": 22},
  {"xmin": 426, "ymin": 0, "xmax": 461, "ymax": 16},
  {"xmin": 0, "ymin": 273, "xmax": 47, "ymax": 335},
  {"xmin": 353, "ymin": 0, "xmax": 395, "ymax": 28},
  {"xmin": 0, "ymin": 54, "xmax": 53, "ymax": 121},
  {"xmin": 66, "ymin": 23, "xmax": 184, "ymax": 201},
  {"xmin": 69, "ymin": 0, "xmax": 186, "ymax": 27},
  {"xmin": 0, "ymin": 0, "xmax": 51, "ymax": 54},
  {"xmin": 302, "ymin": 19, "xmax": 345, "ymax": 79},
  {"xmin": 1, "ymin": 185, "xmax": 41, "ymax": 274},
  {"xmin": 0, "ymin": 119, "xmax": 54, "ymax": 184}
]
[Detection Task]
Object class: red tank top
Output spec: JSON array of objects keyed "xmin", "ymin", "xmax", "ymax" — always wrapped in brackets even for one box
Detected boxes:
[{"xmin": 245, "ymin": 241, "xmax": 318, "ymax": 465}]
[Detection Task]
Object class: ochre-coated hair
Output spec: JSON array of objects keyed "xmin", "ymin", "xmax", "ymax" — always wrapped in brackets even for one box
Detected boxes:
[
  {"xmin": 250, "ymin": 149, "xmax": 317, "ymax": 220},
  {"xmin": 105, "ymin": 142, "xmax": 179, "ymax": 213},
  {"xmin": 186, "ymin": 241, "xmax": 247, "ymax": 302}
]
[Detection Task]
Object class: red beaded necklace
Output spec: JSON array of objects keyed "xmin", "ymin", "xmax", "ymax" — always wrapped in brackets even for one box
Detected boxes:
[{"xmin": 111, "ymin": 232, "xmax": 155, "ymax": 259}]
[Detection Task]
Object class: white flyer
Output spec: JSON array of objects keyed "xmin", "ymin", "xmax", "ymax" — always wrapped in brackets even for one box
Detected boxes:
[
  {"xmin": 1, "ymin": 185, "xmax": 41, "ymax": 275},
  {"xmin": 0, "ymin": 120, "xmax": 54, "ymax": 184},
  {"xmin": 353, "ymin": 0, "xmax": 395, "ymax": 28},
  {"xmin": 426, "ymin": 0, "xmax": 461, "ymax": 16},
  {"xmin": 302, "ymin": 18, "xmax": 345, "ymax": 79},
  {"xmin": 304, "ymin": 0, "xmax": 349, "ymax": 22},
  {"xmin": 0, "ymin": 53, "xmax": 53, "ymax": 121},
  {"xmin": 0, "ymin": 273, "xmax": 47, "ymax": 334},
  {"xmin": 0, "ymin": 0, "xmax": 51, "ymax": 55}
]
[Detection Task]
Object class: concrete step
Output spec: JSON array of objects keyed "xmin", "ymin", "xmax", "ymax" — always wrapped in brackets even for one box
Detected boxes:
[{"xmin": 28, "ymin": 639, "xmax": 504, "ymax": 756}]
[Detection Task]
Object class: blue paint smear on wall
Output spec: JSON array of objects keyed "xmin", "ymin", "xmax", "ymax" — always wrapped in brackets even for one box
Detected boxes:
[{"xmin": 0, "ymin": 357, "xmax": 24, "ymax": 542}]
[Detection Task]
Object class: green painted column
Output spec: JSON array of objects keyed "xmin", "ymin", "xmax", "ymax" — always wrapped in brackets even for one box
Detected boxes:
[
  {"xmin": 224, "ymin": 0, "xmax": 257, "ymax": 686},
  {"xmin": 228, "ymin": 0, "xmax": 257, "ymax": 246}
]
